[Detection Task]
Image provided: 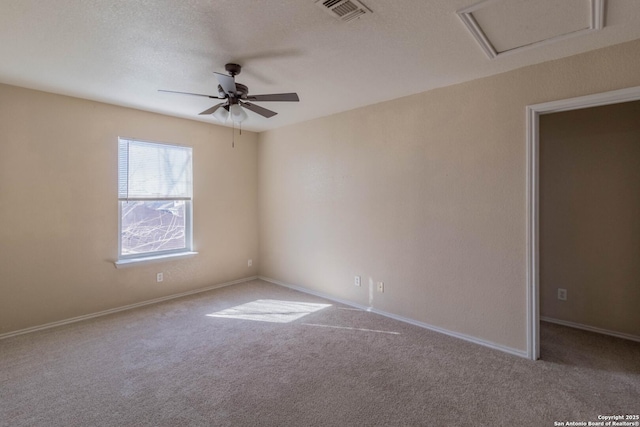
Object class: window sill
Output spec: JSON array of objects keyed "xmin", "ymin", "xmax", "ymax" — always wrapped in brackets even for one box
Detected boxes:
[{"xmin": 114, "ymin": 252, "xmax": 198, "ymax": 269}]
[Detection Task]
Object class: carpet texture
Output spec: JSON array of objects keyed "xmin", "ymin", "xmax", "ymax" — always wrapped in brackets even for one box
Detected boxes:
[{"xmin": 1, "ymin": 279, "xmax": 638, "ymax": 426}]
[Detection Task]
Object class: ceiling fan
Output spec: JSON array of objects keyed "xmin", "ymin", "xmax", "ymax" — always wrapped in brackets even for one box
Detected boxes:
[{"xmin": 159, "ymin": 63, "xmax": 300, "ymax": 124}]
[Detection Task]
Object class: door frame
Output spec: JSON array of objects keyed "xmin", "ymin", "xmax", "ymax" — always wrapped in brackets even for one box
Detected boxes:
[{"xmin": 526, "ymin": 85, "xmax": 640, "ymax": 360}]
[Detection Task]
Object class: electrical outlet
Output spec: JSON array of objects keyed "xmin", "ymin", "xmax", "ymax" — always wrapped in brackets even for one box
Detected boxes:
[
  {"xmin": 248, "ymin": 259, "xmax": 253, "ymax": 267},
  {"xmin": 558, "ymin": 288, "xmax": 567, "ymax": 301},
  {"xmin": 377, "ymin": 281, "xmax": 384, "ymax": 293},
  {"xmin": 157, "ymin": 273, "xmax": 163, "ymax": 283},
  {"xmin": 354, "ymin": 275, "xmax": 361, "ymax": 287}
]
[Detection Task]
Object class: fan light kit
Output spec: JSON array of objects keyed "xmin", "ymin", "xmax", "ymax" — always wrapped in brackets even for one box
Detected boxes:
[{"xmin": 159, "ymin": 63, "xmax": 299, "ymax": 125}]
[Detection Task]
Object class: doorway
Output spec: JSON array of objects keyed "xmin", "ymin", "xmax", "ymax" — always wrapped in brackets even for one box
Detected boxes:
[{"xmin": 526, "ymin": 85, "xmax": 640, "ymax": 360}]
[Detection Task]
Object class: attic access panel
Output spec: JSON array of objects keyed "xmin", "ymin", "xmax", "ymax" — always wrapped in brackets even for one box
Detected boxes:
[{"xmin": 457, "ymin": 0, "xmax": 605, "ymax": 59}]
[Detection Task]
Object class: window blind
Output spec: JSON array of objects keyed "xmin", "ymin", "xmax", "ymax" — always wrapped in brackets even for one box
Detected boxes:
[{"xmin": 118, "ymin": 138, "xmax": 193, "ymax": 200}]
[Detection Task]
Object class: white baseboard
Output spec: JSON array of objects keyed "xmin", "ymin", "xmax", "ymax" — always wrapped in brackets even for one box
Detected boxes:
[
  {"xmin": 540, "ymin": 316, "xmax": 640, "ymax": 343},
  {"xmin": 260, "ymin": 276, "xmax": 372, "ymax": 311},
  {"xmin": 0, "ymin": 276, "xmax": 259, "ymax": 341},
  {"xmin": 259, "ymin": 276, "xmax": 528, "ymax": 359}
]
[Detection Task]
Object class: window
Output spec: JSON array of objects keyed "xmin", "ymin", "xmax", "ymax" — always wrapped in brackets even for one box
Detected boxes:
[{"xmin": 118, "ymin": 138, "xmax": 193, "ymax": 262}]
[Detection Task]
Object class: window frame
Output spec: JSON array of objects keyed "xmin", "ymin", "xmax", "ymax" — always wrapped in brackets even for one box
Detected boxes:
[{"xmin": 116, "ymin": 137, "xmax": 194, "ymax": 264}]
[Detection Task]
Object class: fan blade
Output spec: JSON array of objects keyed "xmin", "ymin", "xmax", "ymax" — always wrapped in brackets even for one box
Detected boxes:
[
  {"xmin": 198, "ymin": 103, "xmax": 225, "ymax": 115},
  {"xmin": 246, "ymin": 93, "xmax": 299, "ymax": 102},
  {"xmin": 240, "ymin": 102, "xmax": 278, "ymax": 118},
  {"xmin": 214, "ymin": 72, "xmax": 237, "ymax": 96},
  {"xmin": 158, "ymin": 89, "xmax": 223, "ymax": 99}
]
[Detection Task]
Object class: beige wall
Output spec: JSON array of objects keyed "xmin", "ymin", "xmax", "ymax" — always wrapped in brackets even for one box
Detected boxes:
[
  {"xmin": 0, "ymin": 84, "xmax": 259, "ymax": 334},
  {"xmin": 258, "ymin": 39, "xmax": 640, "ymax": 352},
  {"xmin": 3, "ymin": 40, "xmax": 640, "ymax": 349},
  {"xmin": 540, "ymin": 101, "xmax": 640, "ymax": 337}
]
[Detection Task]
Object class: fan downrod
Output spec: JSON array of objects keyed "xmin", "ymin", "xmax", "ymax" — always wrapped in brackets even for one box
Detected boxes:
[{"xmin": 225, "ymin": 63, "xmax": 242, "ymax": 77}]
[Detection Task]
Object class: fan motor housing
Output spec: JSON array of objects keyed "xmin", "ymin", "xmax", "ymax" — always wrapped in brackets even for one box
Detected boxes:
[{"xmin": 218, "ymin": 83, "xmax": 249, "ymax": 99}]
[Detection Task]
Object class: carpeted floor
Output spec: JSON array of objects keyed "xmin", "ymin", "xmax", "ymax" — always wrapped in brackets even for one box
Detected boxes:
[{"xmin": 1, "ymin": 279, "xmax": 638, "ymax": 426}]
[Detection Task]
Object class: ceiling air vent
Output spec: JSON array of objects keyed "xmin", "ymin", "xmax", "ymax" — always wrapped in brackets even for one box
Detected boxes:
[{"xmin": 316, "ymin": 0, "xmax": 372, "ymax": 22}]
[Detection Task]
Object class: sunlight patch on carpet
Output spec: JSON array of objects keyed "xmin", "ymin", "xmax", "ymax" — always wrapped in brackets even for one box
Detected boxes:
[{"xmin": 206, "ymin": 299, "xmax": 332, "ymax": 323}]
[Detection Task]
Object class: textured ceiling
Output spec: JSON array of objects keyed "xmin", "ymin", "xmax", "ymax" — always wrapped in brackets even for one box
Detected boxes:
[{"xmin": 1, "ymin": 0, "xmax": 640, "ymax": 132}]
